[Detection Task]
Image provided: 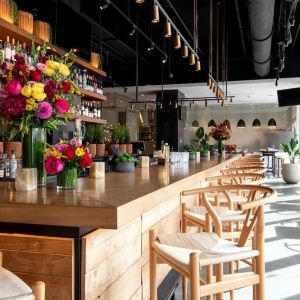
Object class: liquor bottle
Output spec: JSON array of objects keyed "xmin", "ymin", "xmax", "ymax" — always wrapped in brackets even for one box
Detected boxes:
[
  {"xmin": 99, "ymin": 81, "xmax": 103, "ymax": 95},
  {"xmin": 0, "ymin": 152, "xmax": 4, "ymax": 180},
  {"xmin": 4, "ymin": 36, "xmax": 11, "ymax": 62},
  {"xmin": 80, "ymin": 101, "xmax": 85, "ymax": 116},
  {"xmin": 82, "ymin": 69, "xmax": 87, "ymax": 89},
  {"xmin": 22, "ymin": 42, "xmax": 28, "ymax": 63},
  {"xmin": 93, "ymin": 102, "xmax": 97, "ymax": 118},
  {"xmin": 84, "ymin": 101, "xmax": 89, "ymax": 117},
  {"xmin": 0, "ymin": 40, "xmax": 4, "ymax": 62},
  {"xmin": 73, "ymin": 68, "xmax": 79, "ymax": 86},
  {"xmin": 11, "ymin": 38, "xmax": 16, "ymax": 62},
  {"xmin": 97, "ymin": 103, "xmax": 102, "ymax": 119},
  {"xmin": 89, "ymin": 102, "xmax": 94, "ymax": 118},
  {"xmin": 93, "ymin": 75, "xmax": 97, "ymax": 93},
  {"xmin": 10, "ymin": 150, "xmax": 17, "ymax": 179}
]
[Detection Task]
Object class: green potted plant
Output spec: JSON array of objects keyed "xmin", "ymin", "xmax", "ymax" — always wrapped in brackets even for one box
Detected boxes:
[
  {"xmin": 209, "ymin": 144, "xmax": 217, "ymax": 156},
  {"xmin": 124, "ymin": 126, "xmax": 132, "ymax": 154},
  {"xmin": 114, "ymin": 152, "xmax": 135, "ymax": 172},
  {"xmin": 199, "ymin": 134, "xmax": 210, "ymax": 157},
  {"xmin": 85, "ymin": 123, "xmax": 96, "ymax": 157},
  {"xmin": 109, "ymin": 125, "xmax": 120, "ymax": 155},
  {"xmin": 280, "ymin": 128, "xmax": 300, "ymax": 183},
  {"xmin": 94, "ymin": 124, "xmax": 105, "ymax": 157},
  {"xmin": 118, "ymin": 125, "xmax": 127, "ymax": 153},
  {"xmin": 183, "ymin": 144, "xmax": 197, "ymax": 160}
]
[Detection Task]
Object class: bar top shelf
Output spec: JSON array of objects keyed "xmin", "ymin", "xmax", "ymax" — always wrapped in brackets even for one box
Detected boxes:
[{"xmin": 0, "ymin": 156, "xmax": 239, "ymax": 229}]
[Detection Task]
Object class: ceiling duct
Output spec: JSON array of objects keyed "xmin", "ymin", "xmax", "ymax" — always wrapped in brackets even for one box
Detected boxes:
[{"xmin": 248, "ymin": 0, "xmax": 275, "ymax": 77}]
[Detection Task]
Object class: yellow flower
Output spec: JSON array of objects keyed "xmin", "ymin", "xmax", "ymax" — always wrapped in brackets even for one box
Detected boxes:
[
  {"xmin": 32, "ymin": 83, "xmax": 45, "ymax": 93},
  {"xmin": 75, "ymin": 89, "xmax": 81, "ymax": 95},
  {"xmin": 21, "ymin": 85, "xmax": 32, "ymax": 98},
  {"xmin": 75, "ymin": 147, "xmax": 85, "ymax": 157},
  {"xmin": 26, "ymin": 104, "xmax": 34, "ymax": 111},
  {"xmin": 50, "ymin": 149, "xmax": 62, "ymax": 159},
  {"xmin": 46, "ymin": 60, "xmax": 60, "ymax": 70},
  {"xmin": 58, "ymin": 63, "xmax": 70, "ymax": 76},
  {"xmin": 42, "ymin": 66, "xmax": 55, "ymax": 76},
  {"xmin": 32, "ymin": 92, "xmax": 47, "ymax": 101},
  {"xmin": 26, "ymin": 97, "xmax": 35, "ymax": 105}
]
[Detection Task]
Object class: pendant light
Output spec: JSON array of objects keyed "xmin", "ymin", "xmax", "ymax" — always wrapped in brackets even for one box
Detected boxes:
[
  {"xmin": 268, "ymin": 118, "xmax": 277, "ymax": 127},
  {"xmin": 192, "ymin": 120, "xmax": 199, "ymax": 127},
  {"xmin": 237, "ymin": 106, "xmax": 245, "ymax": 127},
  {"xmin": 164, "ymin": 20, "xmax": 172, "ymax": 37},
  {"xmin": 208, "ymin": 119, "xmax": 216, "ymax": 127},
  {"xmin": 252, "ymin": 106, "xmax": 261, "ymax": 127},
  {"xmin": 195, "ymin": 60, "xmax": 201, "ymax": 71},
  {"xmin": 182, "ymin": 44, "xmax": 188, "ymax": 58},
  {"xmin": 152, "ymin": 4, "xmax": 159, "ymax": 23},
  {"xmin": 189, "ymin": 53, "xmax": 195, "ymax": 65},
  {"xmin": 136, "ymin": 0, "xmax": 145, "ymax": 3},
  {"xmin": 174, "ymin": 34, "xmax": 181, "ymax": 49}
]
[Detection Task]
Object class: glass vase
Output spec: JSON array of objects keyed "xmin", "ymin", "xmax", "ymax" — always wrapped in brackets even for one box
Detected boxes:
[
  {"xmin": 217, "ymin": 141, "xmax": 223, "ymax": 155},
  {"xmin": 57, "ymin": 168, "xmax": 77, "ymax": 189},
  {"xmin": 22, "ymin": 127, "xmax": 47, "ymax": 186}
]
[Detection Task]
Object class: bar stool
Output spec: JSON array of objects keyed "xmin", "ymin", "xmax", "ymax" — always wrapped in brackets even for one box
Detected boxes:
[
  {"xmin": 0, "ymin": 252, "xmax": 45, "ymax": 300},
  {"xmin": 275, "ymin": 156, "xmax": 284, "ymax": 177},
  {"xmin": 221, "ymin": 166, "xmax": 266, "ymax": 175},
  {"xmin": 149, "ymin": 185, "xmax": 277, "ymax": 300}
]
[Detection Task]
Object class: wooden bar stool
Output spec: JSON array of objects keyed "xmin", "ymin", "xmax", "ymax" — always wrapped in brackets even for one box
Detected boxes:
[
  {"xmin": 221, "ymin": 166, "xmax": 266, "ymax": 176},
  {"xmin": 0, "ymin": 251, "xmax": 45, "ymax": 300},
  {"xmin": 149, "ymin": 185, "xmax": 277, "ymax": 300}
]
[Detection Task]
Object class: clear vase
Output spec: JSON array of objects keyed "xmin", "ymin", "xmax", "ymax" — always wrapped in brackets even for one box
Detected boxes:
[
  {"xmin": 217, "ymin": 141, "xmax": 223, "ymax": 155},
  {"xmin": 57, "ymin": 168, "xmax": 77, "ymax": 189},
  {"xmin": 22, "ymin": 127, "xmax": 47, "ymax": 186}
]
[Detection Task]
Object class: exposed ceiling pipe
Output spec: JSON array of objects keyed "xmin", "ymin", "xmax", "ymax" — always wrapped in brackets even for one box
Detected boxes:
[{"xmin": 248, "ymin": 0, "xmax": 275, "ymax": 77}]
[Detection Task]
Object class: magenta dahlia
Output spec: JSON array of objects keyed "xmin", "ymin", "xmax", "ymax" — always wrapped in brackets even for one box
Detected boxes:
[{"xmin": 36, "ymin": 101, "xmax": 53, "ymax": 119}]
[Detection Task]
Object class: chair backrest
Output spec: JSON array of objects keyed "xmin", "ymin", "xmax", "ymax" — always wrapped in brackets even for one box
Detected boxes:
[
  {"xmin": 182, "ymin": 185, "xmax": 277, "ymax": 247},
  {"xmin": 205, "ymin": 173, "xmax": 266, "ymax": 186},
  {"xmin": 221, "ymin": 166, "xmax": 266, "ymax": 175}
]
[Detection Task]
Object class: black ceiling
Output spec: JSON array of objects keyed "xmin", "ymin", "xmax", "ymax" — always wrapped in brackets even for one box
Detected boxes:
[{"xmin": 14, "ymin": 0, "xmax": 300, "ymax": 88}]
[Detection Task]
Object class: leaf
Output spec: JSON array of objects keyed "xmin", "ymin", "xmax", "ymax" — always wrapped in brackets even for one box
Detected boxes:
[{"xmin": 290, "ymin": 137, "xmax": 298, "ymax": 151}]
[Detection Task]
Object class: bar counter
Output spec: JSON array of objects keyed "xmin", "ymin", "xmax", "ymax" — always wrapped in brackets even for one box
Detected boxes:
[
  {"xmin": 0, "ymin": 155, "xmax": 238, "ymax": 229},
  {"xmin": 0, "ymin": 155, "xmax": 239, "ymax": 300}
]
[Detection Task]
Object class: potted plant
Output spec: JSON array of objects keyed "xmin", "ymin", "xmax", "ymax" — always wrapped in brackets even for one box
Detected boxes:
[
  {"xmin": 209, "ymin": 144, "xmax": 217, "ymax": 156},
  {"xmin": 109, "ymin": 125, "xmax": 120, "ymax": 155},
  {"xmin": 280, "ymin": 128, "xmax": 300, "ymax": 183},
  {"xmin": 114, "ymin": 152, "xmax": 135, "ymax": 172},
  {"xmin": 85, "ymin": 123, "xmax": 96, "ymax": 157},
  {"xmin": 199, "ymin": 134, "xmax": 210, "ymax": 157},
  {"xmin": 183, "ymin": 144, "xmax": 197, "ymax": 160},
  {"xmin": 94, "ymin": 124, "xmax": 105, "ymax": 157},
  {"xmin": 124, "ymin": 126, "xmax": 132, "ymax": 154},
  {"xmin": 118, "ymin": 125, "xmax": 127, "ymax": 153}
]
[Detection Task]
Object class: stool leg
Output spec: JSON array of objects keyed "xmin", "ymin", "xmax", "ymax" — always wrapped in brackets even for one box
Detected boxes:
[
  {"xmin": 32, "ymin": 281, "xmax": 45, "ymax": 300},
  {"xmin": 181, "ymin": 203, "xmax": 187, "ymax": 233},
  {"xmin": 182, "ymin": 276, "xmax": 188, "ymax": 300},
  {"xmin": 206, "ymin": 265, "xmax": 213, "ymax": 300},
  {"xmin": 149, "ymin": 230, "xmax": 158, "ymax": 300},
  {"xmin": 190, "ymin": 253, "xmax": 200, "ymax": 300}
]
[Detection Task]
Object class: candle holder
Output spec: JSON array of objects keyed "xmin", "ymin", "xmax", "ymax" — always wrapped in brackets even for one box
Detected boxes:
[
  {"xmin": 15, "ymin": 168, "xmax": 37, "ymax": 191},
  {"xmin": 90, "ymin": 162, "xmax": 105, "ymax": 178}
]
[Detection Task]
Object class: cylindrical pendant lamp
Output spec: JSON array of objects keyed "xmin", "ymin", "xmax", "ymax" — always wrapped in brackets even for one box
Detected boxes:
[
  {"xmin": 34, "ymin": 21, "xmax": 52, "ymax": 42},
  {"xmin": 136, "ymin": 0, "xmax": 144, "ymax": 3},
  {"xmin": 18, "ymin": 11, "xmax": 33, "ymax": 33},
  {"xmin": 182, "ymin": 45, "xmax": 188, "ymax": 58},
  {"xmin": 174, "ymin": 34, "xmax": 181, "ymax": 49},
  {"xmin": 164, "ymin": 21, "xmax": 172, "ymax": 37},
  {"xmin": 195, "ymin": 60, "xmax": 201, "ymax": 71},
  {"xmin": 189, "ymin": 53, "xmax": 195, "ymax": 65},
  {"xmin": 90, "ymin": 52, "xmax": 100, "ymax": 69},
  {"xmin": 152, "ymin": 4, "xmax": 159, "ymax": 23}
]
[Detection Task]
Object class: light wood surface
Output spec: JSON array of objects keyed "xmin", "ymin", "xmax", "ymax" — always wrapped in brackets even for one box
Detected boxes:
[{"xmin": 0, "ymin": 156, "xmax": 239, "ymax": 229}]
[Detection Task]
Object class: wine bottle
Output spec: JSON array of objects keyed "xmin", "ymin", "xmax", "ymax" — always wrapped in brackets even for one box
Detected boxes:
[
  {"xmin": 4, "ymin": 36, "xmax": 11, "ymax": 62},
  {"xmin": 11, "ymin": 38, "xmax": 16, "ymax": 62}
]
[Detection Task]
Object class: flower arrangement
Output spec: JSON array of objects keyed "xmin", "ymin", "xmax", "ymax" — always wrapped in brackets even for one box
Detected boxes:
[
  {"xmin": 0, "ymin": 42, "xmax": 79, "ymax": 137},
  {"xmin": 209, "ymin": 121, "xmax": 232, "ymax": 141},
  {"xmin": 225, "ymin": 144, "xmax": 237, "ymax": 153},
  {"xmin": 44, "ymin": 139, "xmax": 93, "ymax": 175}
]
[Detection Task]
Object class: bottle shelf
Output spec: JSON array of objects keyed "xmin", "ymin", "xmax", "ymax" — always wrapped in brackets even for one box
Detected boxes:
[
  {"xmin": 79, "ymin": 88, "xmax": 107, "ymax": 101},
  {"xmin": 78, "ymin": 116, "xmax": 107, "ymax": 124},
  {"xmin": 0, "ymin": 18, "xmax": 106, "ymax": 77}
]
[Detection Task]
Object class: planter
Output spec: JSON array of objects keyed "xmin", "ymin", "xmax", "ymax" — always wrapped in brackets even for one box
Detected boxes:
[
  {"xmin": 87, "ymin": 144, "xmax": 96, "ymax": 158},
  {"xmin": 281, "ymin": 163, "xmax": 300, "ymax": 184},
  {"xmin": 4, "ymin": 141, "xmax": 22, "ymax": 158},
  {"xmin": 119, "ymin": 144, "xmax": 127, "ymax": 153},
  {"xmin": 200, "ymin": 152, "xmax": 209, "ymax": 157},
  {"xmin": 126, "ymin": 144, "xmax": 133, "ymax": 154},
  {"xmin": 96, "ymin": 143, "xmax": 105, "ymax": 157},
  {"xmin": 109, "ymin": 143, "xmax": 119, "ymax": 156},
  {"xmin": 115, "ymin": 162, "xmax": 135, "ymax": 172},
  {"xmin": 22, "ymin": 128, "xmax": 46, "ymax": 186},
  {"xmin": 57, "ymin": 168, "xmax": 77, "ymax": 189},
  {"xmin": 189, "ymin": 153, "xmax": 196, "ymax": 160},
  {"xmin": 0, "ymin": 142, "xmax": 3, "ymax": 155}
]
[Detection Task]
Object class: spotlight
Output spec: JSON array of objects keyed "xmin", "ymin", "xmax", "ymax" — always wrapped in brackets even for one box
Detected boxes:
[
  {"xmin": 162, "ymin": 55, "xmax": 168, "ymax": 64},
  {"xmin": 129, "ymin": 25, "xmax": 137, "ymax": 36},
  {"xmin": 100, "ymin": 0, "xmax": 110, "ymax": 10},
  {"xmin": 147, "ymin": 42, "xmax": 154, "ymax": 51}
]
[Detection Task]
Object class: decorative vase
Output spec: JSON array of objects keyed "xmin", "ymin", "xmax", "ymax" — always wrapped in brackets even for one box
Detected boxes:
[
  {"xmin": 96, "ymin": 143, "xmax": 105, "ymax": 157},
  {"xmin": 281, "ymin": 163, "xmax": 300, "ymax": 184},
  {"xmin": 119, "ymin": 144, "xmax": 127, "ymax": 153},
  {"xmin": 57, "ymin": 168, "xmax": 77, "ymax": 189},
  {"xmin": 126, "ymin": 144, "xmax": 133, "ymax": 154},
  {"xmin": 87, "ymin": 144, "xmax": 96, "ymax": 157},
  {"xmin": 22, "ymin": 127, "xmax": 47, "ymax": 186},
  {"xmin": 115, "ymin": 162, "xmax": 135, "ymax": 172},
  {"xmin": 217, "ymin": 141, "xmax": 223, "ymax": 155}
]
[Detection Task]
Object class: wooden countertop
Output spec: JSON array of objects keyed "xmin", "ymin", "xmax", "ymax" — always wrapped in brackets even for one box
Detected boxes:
[{"xmin": 0, "ymin": 156, "xmax": 239, "ymax": 229}]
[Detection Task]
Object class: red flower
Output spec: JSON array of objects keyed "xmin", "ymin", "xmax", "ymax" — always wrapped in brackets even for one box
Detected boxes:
[
  {"xmin": 44, "ymin": 80, "xmax": 57, "ymax": 100},
  {"xmin": 30, "ymin": 69, "xmax": 42, "ymax": 82},
  {"xmin": 0, "ymin": 95, "xmax": 26, "ymax": 120},
  {"xmin": 6, "ymin": 79, "xmax": 22, "ymax": 96},
  {"xmin": 44, "ymin": 156, "xmax": 64, "ymax": 175},
  {"xmin": 54, "ymin": 97, "xmax": 70, "ymax": 113},
  {"xmin": 79, "ymin": 151, "xmax": 93, "ymax": 168},
  {"xmin": 61, "ymin": 145, "xmax": 76, "ymax": 160},
  {"xmin": 15, "ymin": 55, "xmax": 25, "ymax": 65},
  {"xmin": 61, "ymin": 81, "xmax": 71, "ymax": 94}
]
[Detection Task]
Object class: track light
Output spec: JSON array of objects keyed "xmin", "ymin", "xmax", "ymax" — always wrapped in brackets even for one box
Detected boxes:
[
  {"xmin": 162, "ymin": 55, "xmax": 168, "ymax": 63},
  {"xmin": 189, "ymin": 53, "xmax": 195, "ymax": 65},
  {"xmin": 147, "ymin": 42, "xmax": 154, "ymax": 51},
  {"xmin": 129, "ymin": 25, "xmax": 136, "ymax": 36},
  {"xmin": 182, "ymin": 45, "xmax": 188, "ymax": 58},
  {"xmin": 152, "ymin": 4, "xmax": 159, "ymax": 23},
  {"xmin": 195, "ymin": 60, "xmax": 201, "ymax": 71},
  {"xmin": 174, "ymin": 34, "xmax": 181, "ymax": 49},
  {"xmin": 164, "ymin": 21, "xmax": 172, "ymax": 37},
  {"xmin": 100, "ymin": 0, "xmax": 110, "ymax": 10}
]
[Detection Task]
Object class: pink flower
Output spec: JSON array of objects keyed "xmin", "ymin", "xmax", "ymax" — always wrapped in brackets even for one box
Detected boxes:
[
  {"xmin": 36, "ymin": 63, "xmax": 46, "ymax": 71},
  {"xmin": 54, "ymin": 97, "xmax": 70, "ymax": 113},
  {"xmin": 70, "ymin": 138, "xmax": 82, "ymax": 147},
  {"xmin": 55, "ymin": 143, "xmax": 69, "ymax": 151},
  {"xmin": 36, "ymin": 101, "xmax": 53, "ymax": 119},
  {"xmin": 44, "ymin": 156, "xmax": 64, "ymax": 175},
  {"xmin": 6, "ymin": 79, "xmax": 22, "ymax": 96}
]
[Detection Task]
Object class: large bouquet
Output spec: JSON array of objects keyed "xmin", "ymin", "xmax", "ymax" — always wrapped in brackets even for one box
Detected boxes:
[
  {"xmin": 44, "ymin": 139, "xmax": 93, "ymax": 175},
  {"xmin": 0, "ymin": 43, "xmax": 79, "ymax": 137},
  {"xmin": 209, "ymin": 121, "xmax": 232, "ymax": 141}
]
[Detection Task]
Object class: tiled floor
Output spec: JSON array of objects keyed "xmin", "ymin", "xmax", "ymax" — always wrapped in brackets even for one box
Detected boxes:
[{"xmin": 174, "ymin": 176, "xmax": 300, "ymax": 299}]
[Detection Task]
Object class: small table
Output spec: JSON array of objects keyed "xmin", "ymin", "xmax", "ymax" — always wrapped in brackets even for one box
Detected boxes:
[{"xmin": 260, "ymin": 149, "xmax": 278, "ymax": 174}]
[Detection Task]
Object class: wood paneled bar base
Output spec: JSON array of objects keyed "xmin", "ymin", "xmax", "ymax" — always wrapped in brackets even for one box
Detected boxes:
[{"xmin": 0, "ymin": 155, "xmax": 239, "ymax": 299}]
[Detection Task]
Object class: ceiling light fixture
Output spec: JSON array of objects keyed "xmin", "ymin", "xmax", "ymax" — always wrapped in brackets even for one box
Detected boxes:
[
  {"xmin": 147, "ymin": 42, "xmax": 154, "ymax": 51},
  {"xmin": 237, "ymin": 119, "xmax": 246, "ymax": 128},
  {"xmin": 152, "ymin": 4, "xmax": 160, "ymax": 23},
  {"xmin": 129, "ymin": 25, "xmax": 136, "ymax": 36},
  {"xmin": 195, "ymin": 60, "xmax": 201, "ymax": 71},
  {"xmin": 174, "ymin": 34, "xmax": 181, "ymax": 49},
  {"xmin": 136, "ymin": 0, "xmax": 145, "ymax": 3},
  {"xmin": 189, "ymin": 53, "xmax": 195, "ymax": 65},
  {"xmin": 268, "ymin": 118, "xmax": 277, "ymax": 127},
  {"xmin": 182, "ymin": 44, "xmax": 188, "ymax": 58},
  {"xmin": 162, "ymin": 55, "xmax": 168, "ymax": 63},
  {"xmin": 208, "ymin": 119, "xmax": 216, "ymax": 127},
  {"xmin": 100, "ymin": 0, "xmax": 110, "ymax": 10},
  {"xmin": 192, "ymin": 120, "xmax": 199, "ymax": 127},
  {"xmin": 164, "ymin": 20, "xmax": 172, "ymax": 37},
  {"xmin": 252, "ymin": 118, "xmax": 261, "ymax": 127}
]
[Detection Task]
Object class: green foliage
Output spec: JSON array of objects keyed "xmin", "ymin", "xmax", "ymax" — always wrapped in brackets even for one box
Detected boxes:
[
  {"xmin": 195, "ymin": 127, "xmax": 204, "ymax": 140},
  {"xmin": 280, "ymin": 128, "xmax": 300, "ymax": 163},
  {"xmin": 183, "ymin": 144, "xmax": 197, "ymax": 154},
  {"xmin": 124, "ymin": 126, "xmax": 131, "ymax": 143},
  {"xmin": 111, "ymin": 125, "xmax": 120, "ymax": 143},
  {"xmin": 85, "ymin": 123, "xmax": 95, "ymax": 144},
  {"xmin": 114, "ymin": 152, "xmax": 134, "ymax": 163},
  {"xmin": 94, "ymin": 124, "xmax": 104, "ymax": 144}
]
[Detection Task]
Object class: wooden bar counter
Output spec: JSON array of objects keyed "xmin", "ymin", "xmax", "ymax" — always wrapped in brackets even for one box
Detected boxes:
[{"xmin": 0, "ymin": 155, "xmax": 239, "ymax": 299}]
